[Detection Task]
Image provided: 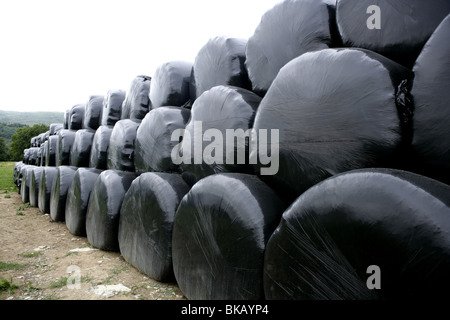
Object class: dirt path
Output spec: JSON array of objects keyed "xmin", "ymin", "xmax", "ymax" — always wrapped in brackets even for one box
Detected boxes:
[{"xmin": 0, "ymin": 190, "xmax": 185, "ymax": 300}]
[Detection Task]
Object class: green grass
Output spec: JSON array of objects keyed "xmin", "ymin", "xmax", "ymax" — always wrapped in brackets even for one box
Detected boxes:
[
  {"xmin": 21, "ymin": 251, "xmax": 41, "ymax": 258},
  {"xmin": 50, "ymin": 275, "xmax": 91, "ymax": 289},
  {"xmin": 0, "ymin": 261, "xmax": 26, "ymax": 271},
  {"xmin": 0, "ymin": 277, "xmax": 20, "ymax": 293},
  {"xmin": 0, "ymin": 161, "xmax": 17, "ymax": 192},
  {"xmin": 16, "ymin": 202, "xmax": 31, "ymax": 215}
]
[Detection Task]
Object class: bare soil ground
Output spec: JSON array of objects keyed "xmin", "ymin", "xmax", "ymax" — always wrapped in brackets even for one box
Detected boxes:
[{"xmin": 0, "ymin": 191, "xmax": 185, "ymax": 300}]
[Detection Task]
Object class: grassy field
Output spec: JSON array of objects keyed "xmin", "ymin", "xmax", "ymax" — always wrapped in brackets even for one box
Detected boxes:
[{"xmin": 0, "ymin": 162, "xmax": 17, "ymax": 192}]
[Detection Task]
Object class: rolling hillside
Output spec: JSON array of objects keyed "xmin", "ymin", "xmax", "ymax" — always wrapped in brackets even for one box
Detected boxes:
[{"xmin": 0, "ymin": 110, "xmax": 65, "ymax": 126}]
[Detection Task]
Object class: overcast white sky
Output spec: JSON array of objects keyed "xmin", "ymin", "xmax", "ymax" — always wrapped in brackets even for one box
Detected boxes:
[{"xmin": 0, "ymin": 0, "xmax": 281, "ymax": 113}]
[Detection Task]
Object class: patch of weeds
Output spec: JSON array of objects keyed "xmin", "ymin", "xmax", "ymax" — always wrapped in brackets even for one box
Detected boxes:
[
  {"xmin": 16, "ymin": 203, "xmax": 31, "ymax": 215},
  {"xmin": 0, "ymin": 277, "xmax": 20, "ymax": 293},
  {"xmin": 22, "ymin": 251, "xmax": 41, "ymax": 258},
  {"xmin": 49, "ymin": 275, "xmax": 91, "ymax": 289},
  {"xmin": 63, "ymin": 251, "xmax": 79, "ymax": 257},
  {"xmin": 24, "ymin": 284, "xmax": 41, "ymax": 292},
  {"xmin": 49, "ymin": 276, "xmax": 68, "ymax": 289},
  {"xmin": 4, "ymin": 194, "xmax": 11, "ymax": 199},
  {"xmin": 0, "ymin": 261, "xmax": 26, "ymax": 271}
]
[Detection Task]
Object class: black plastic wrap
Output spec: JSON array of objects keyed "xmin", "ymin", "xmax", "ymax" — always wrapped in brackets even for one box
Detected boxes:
[
  {"xmin": 246, "ymin": 0, "xmax": 338, "ymax": 96},
  {"xmin": 14, "ymin": 162, "xmax": 24, "ymax": 187},
  {"xmin": 89, "ymin": 125, "xmax": 113, "ymax": 170},
  {"xmin": 23, "ymin": 148, "xmax": 30, "ymax": 164},
  {"xmin": 28, "ymin": 147, "xmax": 40, "ymax": 166},
  {"xmin": 49, "ymin": 166, "xmax": 78, "ymax": 222},
  {"xmin": 179, "ymin": 85, "xmax": 261, "ymax": 179},
  {"xmin": 56, "ymin": 129, "xmax": 76, "ymax": 166},
  {"xmin": 150, "ymin": 61, "xmax": 192, "ymax": 109},
  {"xmin": 38, "ymin": 167, "xmax": 58, "ymax": 214},
  {"xmin": 18, "ymin": 165, "xmax": 28, "ymax": 195},
  {"xmin": 121, "ymin": 75, "xmax": 151, "ymax": 121},
  {"xmin": 264, "ymin": 168, "xmax": 450, "ymax": 300},
  {"xmin": 107, "ymin": 119, "xmax": 139, "ymax": 172},
  {"xmin": 190, "ymin": 36, "xmax": 251, "ymax": 102},
  {"xmin": 69, "ymin": 104, "xmax": 85, "ymax": 130},
  {"xmin": 85, "ymin": 170, "xmax": 136, "ymax": 251},
  {"xmin": 36, "ymin": 147, "xmax": 42, "ymax": 167},
  {"xmin": 63, "ymin": 109, "xmax": 70, "ymax": 129},
  {"xmin": 119, "ymin": 172, "xmax": 190, "ymax": 281},
  {"xmin": 37, "ymin": 132, "xmax": 46, "ymax": 146},
  {"xmin": 21, "ymin": 165, "xmax": 36, "ymax": 203},
  {"xmin": 410, "ymin": 14, "xmax": 450, "ymax": 184},
  {"xmin": 43, "ymin": 130, "xmax": 50, "ymax": 143},
  {"xmin": 45, "ymin": 135, "xmax": 58, "ymax": 166},
  {"xmin": 70, "ymin": 129, "xmax": 96, "ymax": 168},
  {"xmin": 336, "ymin": 0, "xmax": 450, "ymax": 68},
  {"xmin": 83, "ymin": 95, "xmax": 104, "ymax": 130},
  {"xmin": 65, "ymin": 168, "xmax": 103, "ymax": 236},
  {"xmin": 29, "ymin": 167, "xmax": 44, "ymax": 207},
  {"xmin": 134, "ymin": 107, "xmax": 191, "ymax": 174},
  {"xmin": 49, "ymin": 123, "xmax": 63, "ymax": 136},
  {"xmin": 252, "ymin": 48, "xmax": 413, "ymax": 200},
  {"xmin": 30, "ymin": 137, "xmax": 37, "ymax": 147},
  {"xmin": 172, "ymin": 173, "xmax": 284, "ymax": 300},
  {"xmin": 101, "ymin": 89, "xmax": 126, "ymax": 126},
  {"xmin": 40, "ymin": 142, "xmax": 47, "ymax": 166}
]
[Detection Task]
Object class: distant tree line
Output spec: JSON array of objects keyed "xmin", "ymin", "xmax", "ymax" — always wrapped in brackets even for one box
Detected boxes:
[{"xmin": 0, "ymin": 123, "xmax": 49, "ymax": 161}]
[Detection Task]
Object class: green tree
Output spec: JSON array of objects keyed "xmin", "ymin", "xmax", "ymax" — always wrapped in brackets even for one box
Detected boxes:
[
  {"xmin": 8, "ymin": 124, "xmax": 49, "ymax": 161},
  {"xmin": 0, "ymin": 137, "xmax": 9, "ymax": 161}
]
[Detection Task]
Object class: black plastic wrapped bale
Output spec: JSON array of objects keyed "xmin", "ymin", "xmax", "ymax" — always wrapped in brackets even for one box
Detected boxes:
[
  {"xmin": 83, "ymin": 95, "xmax": 104, "ymax": 130},
  {"xmin": 45, "ymin": 135, "xmax": 58, "ymax": 166},
  {"xmin": 14, "ymin": 162, "xmax": 25, "ymax": 187},
  {"xmin": 29, "ymin": 167, "xmax": 44, "ymax": 207},
  {"xmin": 43, "ymin": 130, "xmax": 50, "ymax": 143},
  {"xmin": 36, "ymin": 146, "xmax": 42, "ymax": 166},
  {"xmin": 264, "ymin": 168, "xmax": 450, "ymax": 300},
  {"xmin": 38, "ymin": 167, "xmax": 58, "ymax": 214},
  {"xmin": 150, "ymin": 61, "xmax": 192, "ymax": 109},
  {"xmin": 190, "ymin": 36, "xmax": 251, "ymax": 102},
  {"xmin": 134, "ymin": 107, "xmax": 191, "ymax": 174},
  {"xmin": 107, "ymin": 119, "xmax": 139, "ymax": 172},
  {"xmin": 18, "ymin": 165, "xmax": 29, "ymax": 195},
  {"xmin": 30, "ymin": 137, "xmax": 37, "ymax": 147},
  {"xmin": 35, "ymin": 134, "xmax": 42, "ymax": 147},
  {"xmin": 63, "ymin": 109, "xmax": 70, "ymax": 129},
  {"xmin": 172, "ymin": 173, "xmax": 284, "ymax": 300},
  {"xmin": 49, "ymin": 123, "xmax": 63, "ymax": 136},
  {"xmin": 38, "ymin": 132, "xmax": 46, "ymax": 146},
  {"xmin": 336, "ymin": 0, "xmax": 450, "ymax": 68},
  {"xmin": 179, "ymin": 85, "xmax": 261, "ymax": 180},
  {"xmin": 65, "ymin": 168, "xmax": 103, "ymax": 236},
  {"xmin": 40, "ymin": 142, "xmax": 47, "ymax": 166},
  {"xmin": 70, "ymin": 129, "xmax": 95, "ymax": 168},
  {"xmin": 410, "ymin": 14, "xmax": 450, "ymax": 184},
  {"xmin": 28, "ymin": 147, "xmax": 40, "ymax": 166},
  {"xmin": 56, "ymin": 129, "xmax": 76, "ymax": 166},
  {"xmin": 119, "ymin": 172, "xmax": 190, "ymax": 281},
  {"xmin": 89, "ymin": 126, "xmax": 113, "ymax": 170},
  {"xmin": 102, "ymin": 89, "xmax": 125, "ymax": 126},
  {"xmin": 251, "ymin": 48, "xmax": 413, "ymax": 200},
  {"xmin": 121, "ymin": 75, "xmax": 151, "ymax": 121},
  {"xmin": 69, "ymin": 104, "xmax": 85, "ymax": 130},
  {"xmin": 21, "ymin": 165, "xmax": 36, "ymax": 203},
  {"xmin": 85, "ymin": 170, "xmax": 136, "ymax": 251},
  {"xmin": 23, "ymin": 148, "xmax": 30, "ymax": 164},
  {"xmin": 245, "ymin": 0, "xmax": 338, "ymax": 96},
  {"xmin": 49, "ymin": 166, "xmax": 78, "ymax": 222}
]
